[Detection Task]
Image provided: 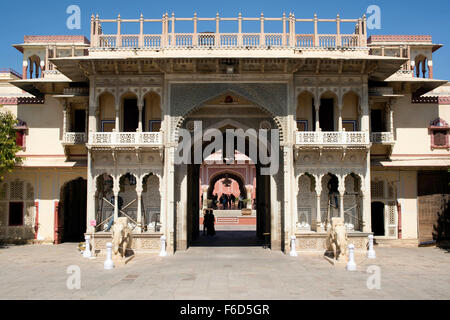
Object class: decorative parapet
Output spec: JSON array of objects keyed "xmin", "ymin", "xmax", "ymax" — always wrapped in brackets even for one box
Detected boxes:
[
  {"xmin": 62, "ymin": 132, "xmax": 87, "ymax": 145},
  {"xmin": 17, "ymin": 97, "xmax": 45, "ymax": 104},
  {"xmin": 24, "ymin": 35, "xmax": 90, "ymax": 44},
  {"xmin": 411, "ymin": 96, "xmax": 450, "ymax": 104},
  {"xmin": 295, "ymin": 131, "xmax": 369, "ymax": 145},
  {"xmin": 367, "ymin": 35, "xmax": 432, "ymax": 43},
  {"xmin": 394, "ymin": 69, "xmax": 413, "ymax": 77},
  {"xmin": 0, "ymin": 97, "xmax": 45, "ymax": 105},
  {"xmin": 88, "ymin": 131, "xmax": 162, "ymax": 146},
  {"xmin": 0, "ymin": 97, "xmax": 18, "ymax": 105},
  {"xmin": 439, "ymin": 97, "xmax": 450, "ymax": 105},
  {"xmin": 370, "ymin": 132, "xmax": 395, "ymax": 144},
  {"xmin": 63, "ymin": 87, "xmax": 89, "ymax": 95}
]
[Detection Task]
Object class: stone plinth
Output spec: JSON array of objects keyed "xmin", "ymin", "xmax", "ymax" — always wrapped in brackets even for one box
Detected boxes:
[
  {"xmin": 87, "ymin": 232, "xmax": 163, "ymax": 254},
  {"xmin": 294, "ymin": 232, "xmax": 370, "ymax": 252}
]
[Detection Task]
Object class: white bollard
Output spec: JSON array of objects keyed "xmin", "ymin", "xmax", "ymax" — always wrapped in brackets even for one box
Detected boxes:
[
  {"xmin": 104, "ymin": 242, "xmax": 114, "ymax": 270},
  {"xmin": 83, "ymin": 235, "xmax": 92, "ymax": 258},
  {"xmin": 367, "ymin": 234, "xmax": 376, "ymax": 259},
  {"xmin": 159, "ymin": 235, "xmax": 167, "ymax": 257},
  {"xmin": 346, "ymin": 243, "xmax": 356, "ymax": 271},
  {"xmin": 289, "ymin": 235, "xmax": 298, "ymax": 256}
]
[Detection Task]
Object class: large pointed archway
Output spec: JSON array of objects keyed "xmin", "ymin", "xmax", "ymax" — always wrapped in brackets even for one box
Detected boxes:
[{"xmin": 173, "ymin": 92, "xmax": 284, "ymax": 251}]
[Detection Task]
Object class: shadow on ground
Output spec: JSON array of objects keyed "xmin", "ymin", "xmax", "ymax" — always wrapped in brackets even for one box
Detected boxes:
[{"xmin": 190, "ymin": 231, "xmax": 263, "ymax": 247}]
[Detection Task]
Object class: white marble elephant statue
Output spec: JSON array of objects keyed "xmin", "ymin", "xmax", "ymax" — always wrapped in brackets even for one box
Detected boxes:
[
  {"xmin": 326, "ymin": 217, "xmax": 348, "ymax": 260},
  {"xmin": 112, "ymin": 217, "xmax": 132, "ymax": 258}
]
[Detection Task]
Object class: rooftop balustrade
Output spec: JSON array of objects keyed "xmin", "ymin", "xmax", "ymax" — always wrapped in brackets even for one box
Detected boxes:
[{"xmin": 90, "ymin": 13, "xmax": 368, "ymax": 49}]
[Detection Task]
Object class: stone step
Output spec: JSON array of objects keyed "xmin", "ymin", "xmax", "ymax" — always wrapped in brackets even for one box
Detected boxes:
[
  {"xmin": 374, "ymin": 238, "xmax": 419, "ymax": 247},
  {"xmin": 211, "ymin": 210, "xmax": 257, "ymax": 217}
]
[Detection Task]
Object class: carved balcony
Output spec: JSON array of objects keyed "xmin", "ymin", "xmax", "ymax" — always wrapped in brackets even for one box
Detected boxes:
[
  {"xmin": 62, "ymin": 132, "xmax": 87, "ymax": 145},
  {"xmin": 370, "ymin": 132, "xmax": 395, "ymax": 144},
  {"xmin": 88, "ymin": 131, "xmax": 162, "ymax": 149},
  {"xmin": 296, "ymin": 131, "xmax": 370, "ymax": 146}
]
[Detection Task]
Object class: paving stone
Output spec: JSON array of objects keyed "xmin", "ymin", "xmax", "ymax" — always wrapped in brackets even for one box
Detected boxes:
[{"xmin": 0, "ymin": 243, "xmax": 449, "ymax": 299}]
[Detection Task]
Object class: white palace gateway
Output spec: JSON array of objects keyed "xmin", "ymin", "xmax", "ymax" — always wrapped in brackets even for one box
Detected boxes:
[{"xmin": 0, "ymin": 12, "xmax": 449, "ymax": 253}]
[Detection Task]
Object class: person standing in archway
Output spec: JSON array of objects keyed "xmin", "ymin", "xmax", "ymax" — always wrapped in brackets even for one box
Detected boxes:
[
  {"xmin": 230, "ymin": 193, "xmax": 236, "ymax": 209},
  {"xmin": 206, "ymin": 209, "xmax": 216, "ymax": 236},
  {"xmin": 238, "ymin": 194, "xmax": 244, "ymax": 209},
  {"xmin": 202, "ymin": 209, "xmax": 208, "ymax": 236},
  {"xmin": 213, "ymin": 193, "xmax": 218, "ymax": 209}
]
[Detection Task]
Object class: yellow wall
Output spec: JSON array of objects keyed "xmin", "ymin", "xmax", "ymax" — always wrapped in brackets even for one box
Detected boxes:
[
  {"xmin": 1, "ymin": 168, "xmax": 86, "ymax": 242},
  {"xmin": 392, "ymin": 95, "xmax": 449, "ymax": 155},
  {"xmin": 398, "ymin": 170, "xmax": 418, "ymax": 239}
]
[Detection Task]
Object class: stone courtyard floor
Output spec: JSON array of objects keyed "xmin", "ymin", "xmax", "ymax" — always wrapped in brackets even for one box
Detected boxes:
[{"xmin": 0, "ymin": 233, "xmax": 449, "ymax": 300}]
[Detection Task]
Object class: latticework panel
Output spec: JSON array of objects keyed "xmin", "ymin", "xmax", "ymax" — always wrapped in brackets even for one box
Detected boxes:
[
  {"xmin": 10, "ymin": 180, "xmax": 24, "ymax": 200},
  {"xmin": 371, "ymin": 180, "xmax": 384, "ymax": 199}
]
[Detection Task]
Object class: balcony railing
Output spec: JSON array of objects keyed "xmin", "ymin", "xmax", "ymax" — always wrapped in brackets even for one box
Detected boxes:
[
  {"xmin": 91, "ymin": 13, "xmax": 367, "ymax": 50},
  {"xmin": 62, "ymin": 132, "xmax": 87, "ymax": 145},
  {"xmin": 88, "ymin": 132, "xmax": 162, "ymax": 146},
  {"xmin": 296, "ymin": 131, "xmax": 369, "ymax": 145},
  {"xmin": 370, "ymin": 132, "xmax": 395, "ymax": 144}
]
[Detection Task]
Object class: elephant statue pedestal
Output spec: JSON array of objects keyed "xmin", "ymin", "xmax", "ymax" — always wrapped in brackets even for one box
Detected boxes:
[
  {"xmin": 112, "ymin": 217, "xmax": 134, "ymax": 264},
  {"xmin": 323, "ymin": 217, "xmax": 348, "ymax": 266}
]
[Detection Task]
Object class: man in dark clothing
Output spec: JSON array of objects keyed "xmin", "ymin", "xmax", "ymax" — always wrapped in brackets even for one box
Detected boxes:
[
  {"xmin": 230, "ymin": 193, "xmax": 236, "ymax": 209},
  {"xmin": 222, "ymin": 194, "xmax": 228, "ymax": 209},
  {"xmin": 213, "ymin": 193, "xmax": 218, "ymax": 209},
  {"xmin": 206, "ymin": 210, "xmax": 216, "ymax": 236}
]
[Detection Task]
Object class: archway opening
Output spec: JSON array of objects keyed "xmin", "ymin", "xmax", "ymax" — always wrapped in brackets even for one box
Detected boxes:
[
  {"xmin": 207, "ymin": 169, "xmax": 248, "ymax": 209},
  {"xmin": 371, "ymin": 201, "xmax": 385, "ymax": 236},
  {"xmin": 184, "ymin": 130, "xmax": 272, "ymax": 248},
  {"xmin": 142, "ymin": 173, "xmax": 161, "ymax": 232},
  {"xmin": 58, "ymin": 178, "xmax": 87, "ymax": 242},
  {"xmin": 318, "ymin": 91, "xmax": 337, "ymax": 131},
  {"xmin": 321, "ymin": 173, "xmax": 339, "ymax": 224}
]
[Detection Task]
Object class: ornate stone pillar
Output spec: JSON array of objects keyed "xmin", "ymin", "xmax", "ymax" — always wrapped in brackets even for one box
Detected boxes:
[
  {"xmin": 159, "ymin": 174, "xmax": 165, "ymax": 233},
  {"xmin": 389, "ymin": 105, "xmax": 394, "ymax": 135},
  {"xmin": 338, "ymin": 102, "xmax": 343, "ymax": 131},
  {"xmin": 136, "ymin": 179, "xmax": 143, "ymax": 232},
  {"xmin": 113, "ymin": 177, "xmax": 120, "ymax": 222},
  {"xmin": 201, "ymin": 185, "xmax": 208, "ymax": 209},
  {"xmin": 427, "ymin": 60, "xmax": 433, "ymax": 79},
  {"xmin": 315, "ymin": 103, "xmax": 320, "ymax": 131},
  {"xmin": 88, "ymin": 76, "xmax": 97, "ymax": 134},
  {"xmin": 86, "ymin": 149, "xmax": 96, "ymax": 233},
  {"xmin": 361, "ymin": 158, "xmax": 372, "ymax": 233},
  {"xmin": 22, "ymin": 60, "xmax": 28, "ymax": 80},
  {"xmin": 115, "ymin": 101, "xmax": 120, "ymax": 132},
  {"xmin": 246, "ymin": 185, "xmax": 253, "ymax": 209},
  {"xmin": 360, "ymin": 82, "xmax": 370, "ymax": 131},
  {"xmin": 338, "ymin": 175, "xmax": 346, "ymax": 219},
  {"xmin": 339, "ymin": 188, "xmax": 345, "ymax": 219},
  {"xmin": 137, "ymin": 100, "xmax": 144, "ymax": 132},
  {"xmin": 315, "ymin": 176, "xmax": 323, "ymax": 232},
  {"xmin": 62, "ymin": 102, "xmax": 68, "ymax": 136}
]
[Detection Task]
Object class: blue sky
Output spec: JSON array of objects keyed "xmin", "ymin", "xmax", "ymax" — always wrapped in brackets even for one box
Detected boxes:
[{"xmin": 1, "ymin": 0, "xmax": 449, "ymax": 80}]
